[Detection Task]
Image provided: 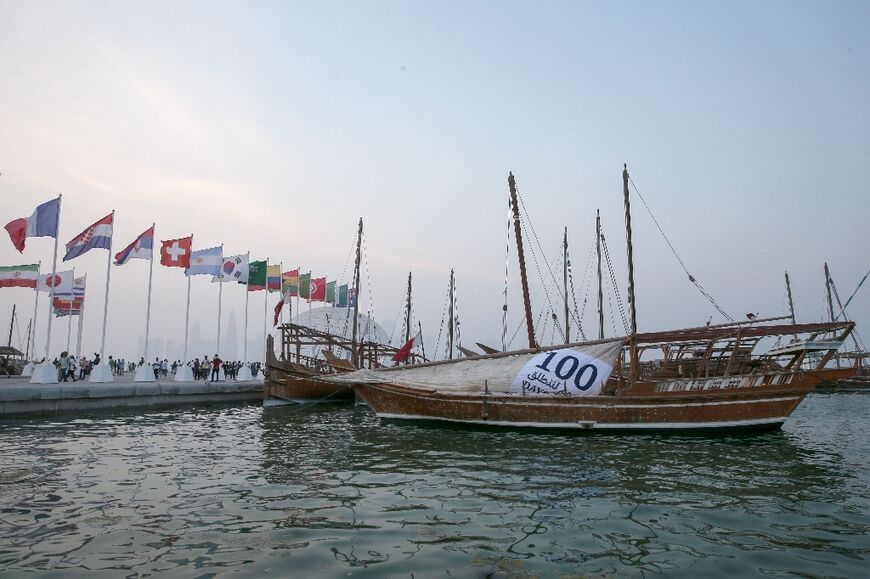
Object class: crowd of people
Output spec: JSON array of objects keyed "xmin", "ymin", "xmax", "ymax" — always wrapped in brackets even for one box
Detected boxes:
[{"xmin": 38, "ymin": 353, "xmax": 264, "ymax": 382}]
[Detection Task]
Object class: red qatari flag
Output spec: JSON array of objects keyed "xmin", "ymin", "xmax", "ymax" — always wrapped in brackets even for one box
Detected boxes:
[
  {"xmin": 309, "ymin": 276, "xmax": 327, "ymax": 301},
  {"xmin": 160, "ymin": 236, "xmax": 192, "ymax": 268}
]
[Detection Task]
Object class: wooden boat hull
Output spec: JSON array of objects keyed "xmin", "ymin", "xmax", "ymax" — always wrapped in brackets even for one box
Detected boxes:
[
  {"xmin": 810, "ymin": 366, "xmax": 860, "ymax": 387},
  {"xmin": 264, "ymin": 371, "xmax": 353, "ymax": 405},
  {"xmin": 353, "ymin": 381, "xmax": 813, "ymax": 431}
]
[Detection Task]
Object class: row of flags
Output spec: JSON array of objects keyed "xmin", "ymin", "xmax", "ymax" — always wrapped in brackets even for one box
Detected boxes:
[
  {"xmin": 3, "ymin": 196, "xmax": 419, "ymax": 369},
  {"xmin": 3, "ymin": 197, "xmax": 359, "ymax": 317}
]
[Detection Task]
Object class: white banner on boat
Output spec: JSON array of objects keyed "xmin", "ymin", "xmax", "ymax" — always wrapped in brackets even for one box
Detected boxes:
[{"xmin": 510, "ymin": 348, "xmax": 614, "ymax": 396}]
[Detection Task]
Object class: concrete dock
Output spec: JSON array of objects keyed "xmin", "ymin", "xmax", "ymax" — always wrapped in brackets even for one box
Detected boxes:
[{"xmin": 0, "ymin": 374, "xmax": 263, "ymax": 417}]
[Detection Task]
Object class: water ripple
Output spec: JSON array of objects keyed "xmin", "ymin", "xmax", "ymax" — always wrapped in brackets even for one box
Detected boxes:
[{"xmin": 0, "ymin": 394, "xmax": 868, "ymax": 577}]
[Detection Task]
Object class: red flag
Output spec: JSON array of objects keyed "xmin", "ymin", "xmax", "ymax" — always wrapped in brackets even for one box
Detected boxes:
[
  {"xmin": 392, "ymin": 330, "xmax": 422, "ymax": 363},
  {"xmin": 309, "ymin": 276, "xmax": 327, "ymax": 301},
  {"xmin": 273, "ymin": 298, "xmax": 283, "ymax": 326},
  {"xmin": 160, "ymin": 236, "xmax": 192, "ymax": 268}
]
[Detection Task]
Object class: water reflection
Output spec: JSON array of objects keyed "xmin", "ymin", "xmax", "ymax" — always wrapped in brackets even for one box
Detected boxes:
[{"xmin": 0, "ymin": 395, "xmax": 867, "ymax": 577}]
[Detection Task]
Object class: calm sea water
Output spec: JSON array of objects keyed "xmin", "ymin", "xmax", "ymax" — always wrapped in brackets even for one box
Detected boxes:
[{"xmin": 1, "ymin": 393, "xmax": 868, "ymax": 578}]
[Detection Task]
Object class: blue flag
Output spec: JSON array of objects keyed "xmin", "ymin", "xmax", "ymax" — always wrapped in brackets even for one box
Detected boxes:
[{"xmin": 186, "ymin": 246, "xmax": 222, "ymax": 276}]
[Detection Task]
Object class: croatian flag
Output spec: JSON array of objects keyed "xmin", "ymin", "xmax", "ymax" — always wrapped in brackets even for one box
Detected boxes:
[
  {"xmin": 114, "ymin": 225, "xmax": 154, "ymax": 265},
  {"xmin": 4, "ymin": 197, "xmax": 61, "ymax": 253},
  {"xmin": 64, "ymin": 212, "xmax": 114, "ymax": 261}
]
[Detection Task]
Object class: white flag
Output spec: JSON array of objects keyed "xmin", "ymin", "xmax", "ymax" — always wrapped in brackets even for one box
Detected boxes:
[
  {"xmin": 213, "ymin": 254, "xmax": 249, "ymax": 283},
  {"xmin": 37, "ymin": 270, "xmax": 74, "ymax": 293}
]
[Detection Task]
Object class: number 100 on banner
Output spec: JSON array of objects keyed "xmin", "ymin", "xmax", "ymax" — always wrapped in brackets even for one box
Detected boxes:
[{"xmin": 509, "ymin": 348, "xmax": 615, "ymax": 396}]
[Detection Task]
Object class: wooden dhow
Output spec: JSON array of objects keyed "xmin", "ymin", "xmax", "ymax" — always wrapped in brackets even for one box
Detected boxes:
[
  {"xmin": 326, "ymin": 168, "xmax": 855, "ymax": 431},
  {"xmin": 264, "ymin": 219, "xmax": 426, "ymax": 405}
]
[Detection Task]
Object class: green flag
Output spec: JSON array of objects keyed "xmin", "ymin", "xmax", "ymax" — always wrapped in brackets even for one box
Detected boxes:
[
  {"xmin": 337, "ymin": 284, "xmax": 348, "ymax": 307},
  {"xmin": 245, "ymin": 260, "xmax": 268, "ymax": 291},
  {"xmin": 326, "ymin": 281, "xmax": 336, "ymax": 303},
  {"xmin": 299, "ymin": 272, "xmax": 311, "ymax": 298}
]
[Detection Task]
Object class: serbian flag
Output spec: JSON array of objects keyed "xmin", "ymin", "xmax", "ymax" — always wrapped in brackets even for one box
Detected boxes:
[
  {"xmin": 64, "ymin": 212, "xmax": 113, "ymax": 261},
  {"xmin": 5, "ymin": 196, "xmax": 61, "ymax": 253},
  {"xmin": 392, "ymin": 329, "xmax": 423, "ymax": 363},
  {"xmin": 160, "ymin": 236, "xmax": 192, "ymax": 268},
  {"xmin": 309, "ymin": 276, "xmax": 327, "ymax": 301},
  {"xmin": 114, "ymin": 225, "xmax": 154, "ymax": 265}
]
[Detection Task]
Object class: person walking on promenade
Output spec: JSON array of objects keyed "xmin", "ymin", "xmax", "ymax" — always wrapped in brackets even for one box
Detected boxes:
[
  {"xmin": 210, "ymin": 355, "xmax": 222, "ymax": 382},
  {"xmin": 59, "ymin": 352, "xmax": 69, "ymax": 382},
  {"xmin": 152, "ymin": 357, "xmax": 160, "ymax": 380},
  {"xmin": 193, "ymin": 358, "xmax": 201, "ymax": 380},
  {"xmin": 68, "ymin": 356, "xmax": 78, "ymax": 382}
]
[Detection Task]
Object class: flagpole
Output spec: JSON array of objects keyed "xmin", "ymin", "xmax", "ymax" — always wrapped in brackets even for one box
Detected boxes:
[
  {"xmin": 32, "ymin": 195, "xmax": 61, "ymax": 384},
  {"xmin": 23, "ymin": 261, "xmax": 41, "ymax": 375},
  {"xmin": 243, "ymin": 252, "xmax": 250, "ymax": 363},
  {"xmin": 66, "ymin": 267, "xmax": 74, "ymax": 353},
  {"xmin": 174, "ymin": 237, "xmax": 194, "ymax": 382},
  {"xmin": 143, "ymin": 224, "xmax": 155, "ymax": 364},
  {"xmin": 279, "ymin": 261, "xmax": 284, "ymax": 325},
  {"xmin": 263, "ymin": 258, "xmax": 268, "ymax": 364},
  {"xmin": 135, "ymin": 224, "xmax": 156, "ymax": 383},
  {"xmin": 90, "ymin": 209, "xmax": 115, "ymax": 383},
  {"xmin": 217, "ymin": 244, "xmax": 224, "ymax": 356},
  {"xmin": 76, "ymin": 290, "xmax": 84, "ymax": 359},
  {"xmin": 183, "ymin": 272, "xmax": 191, "ymax": 361}
]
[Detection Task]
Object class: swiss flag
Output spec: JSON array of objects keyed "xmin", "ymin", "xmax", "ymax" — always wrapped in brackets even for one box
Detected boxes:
[
  {"xmin": 309, "ymin": 276, "xmax": 327, "ymax": 301},
  {"xmin": 160, "ymin": 236, "xmax": 192, "ymax": 268}
]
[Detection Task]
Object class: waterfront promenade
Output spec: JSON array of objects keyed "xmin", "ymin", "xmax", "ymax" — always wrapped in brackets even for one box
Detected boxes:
[{"xmin": 0, "ymin": 373, "xmax": 263, "ymax": 416}]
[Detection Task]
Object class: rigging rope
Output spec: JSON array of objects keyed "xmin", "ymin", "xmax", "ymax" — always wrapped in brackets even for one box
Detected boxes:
[
  {"xmin": 517, "ymin": 192, "xmax": 566, "ymax": 313},
  {"xmin": 601, "ymin": 232, "xmax": 631, "ymax": 334},
  {"xmin": 829, "ymin": 275, "xmax": 867, "ymax": 351},
  {"xmin": 628, "ymin": 176, "xmax": 735, "ymax": 322},
  {"xmin": 433, "ymin": 276, "xmax": 450, "ymax": 360},
  {"xmin": 502, "ymin": 202, "xmax": 512, "ymax": 352}
]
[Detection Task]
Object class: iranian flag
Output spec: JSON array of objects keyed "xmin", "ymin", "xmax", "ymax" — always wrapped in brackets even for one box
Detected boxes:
[{"xmin": 0, "ymin": 264, "xmax": 39, "ymax": 288}]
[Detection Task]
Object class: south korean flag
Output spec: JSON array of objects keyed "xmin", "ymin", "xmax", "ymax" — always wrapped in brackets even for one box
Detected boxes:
[{"xmin": 213, "ymin": 254, "xmax": 249, "ymax": 283}]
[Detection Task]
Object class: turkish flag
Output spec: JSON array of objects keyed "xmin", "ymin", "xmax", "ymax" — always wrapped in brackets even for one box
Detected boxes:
[
  {"xmin": 309, "ymin": 276, "xmax": 327, "ymax": 301},
  {"xmin": 160, "ymin": 236, "xmax": 192, "ymax": 268}
]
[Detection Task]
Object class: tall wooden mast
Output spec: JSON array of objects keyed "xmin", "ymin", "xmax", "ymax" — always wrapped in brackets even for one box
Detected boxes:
[
  {"xmin": 405, "ymin": 272, "xmax": 413, "ymax": 344},
  {"xmin": 563, "ymin": 227, "xmax": 569, "ymax": 344},
  {"xmin": 447, "ymin": 268, "xmax": 455, "ymax": 360},
  {"xmin": 508, "ymin": 172, "xmax": 537, "ymax": 350},
  {"xmin": 7, "ymin": 304, "xmax": 15, "ymax": 347},
  {"xmin": 623, "ymin": 164, "xmax": 639, "ymax": 380},
  {"xmin": 784, "ymin": 271, "xmax": 796, "ymax": 325},
  {"xmin": 824, "ymin": 263, "xmax": 835, "ymax": 322},
  {"xmin": 350, "ymin": 218, "xmax": 363, "ymax": 367},
  {"xmin": 596, "ymin": 209, "xmax": 604, "ymax": 340}
]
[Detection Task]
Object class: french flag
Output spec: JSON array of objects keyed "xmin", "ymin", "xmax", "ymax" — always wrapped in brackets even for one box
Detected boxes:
[
  {"xmin": 114, "ymin": 225, "xmax": 154, "ymax": 265},
  {"xmin": 4, "ymin": 197, "xmax": 61, "ymax": 253},
  {"xmin": 64, "ymin": 212, "xmax": 114, "ymax": 262}
]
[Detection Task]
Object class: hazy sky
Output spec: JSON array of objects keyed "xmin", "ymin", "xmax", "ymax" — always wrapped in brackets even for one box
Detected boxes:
[{"xmin": 1, "ymin": 1, "xmax": 869, "ymax": 361}]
